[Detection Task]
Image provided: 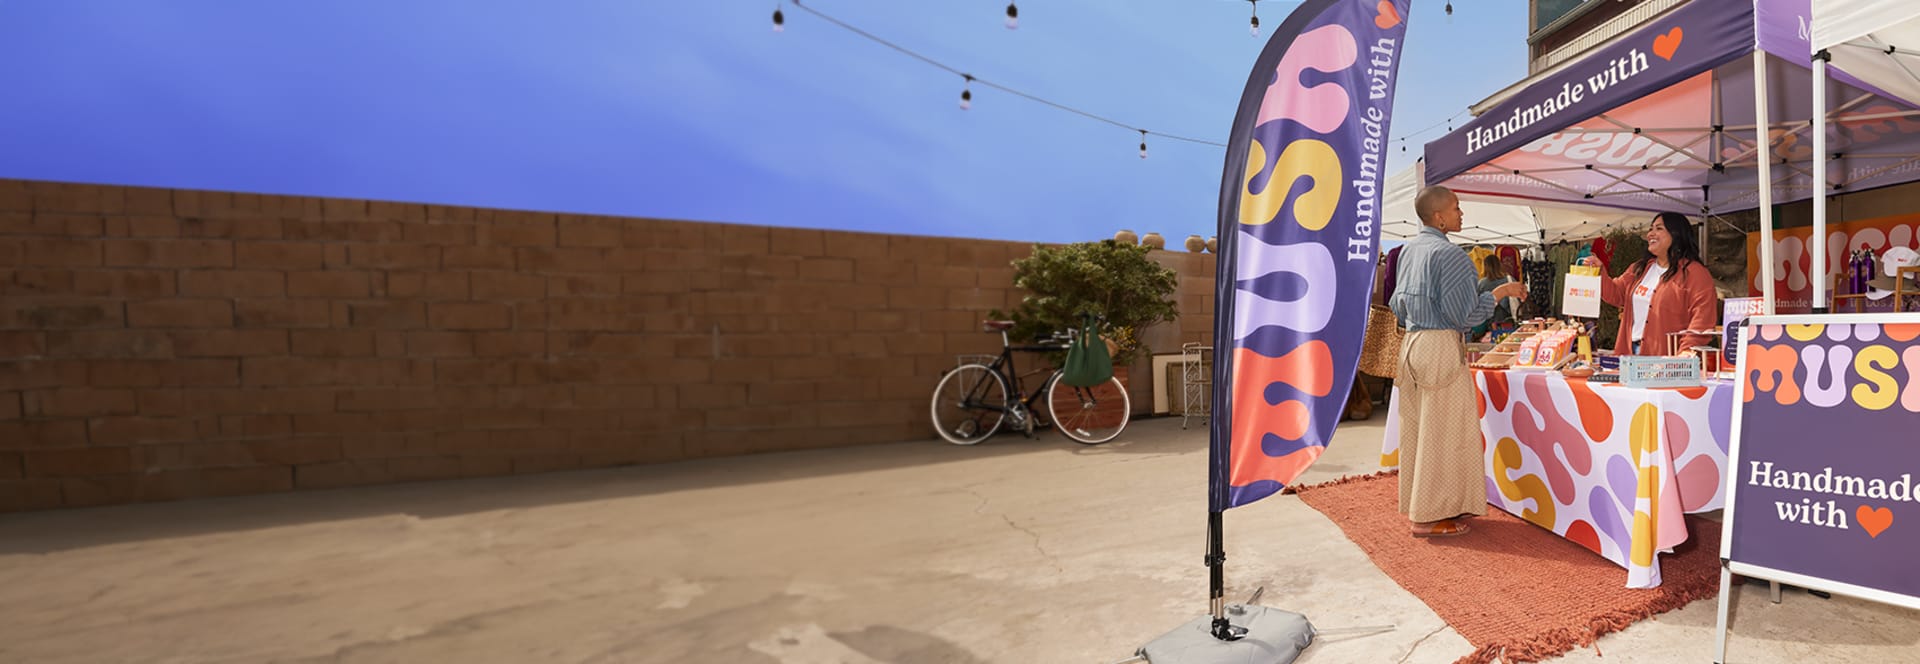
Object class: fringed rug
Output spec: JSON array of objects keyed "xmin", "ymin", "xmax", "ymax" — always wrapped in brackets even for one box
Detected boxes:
[{"xmin": 1289, "ymin": 471, "xmax": 1720, "ymax": 664}]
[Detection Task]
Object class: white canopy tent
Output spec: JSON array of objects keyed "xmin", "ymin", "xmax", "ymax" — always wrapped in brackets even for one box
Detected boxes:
[
  {"xmin": 1382, "ymin": 163, "xmax": 1647, "ymax": 246},
  {"xmin": 1811, "ymin": 1, "xmax": 1920, "ymax": 310},
  {"xmin": 1813, "ymin": 2, "xmax": 1920, "ymax": 107}
]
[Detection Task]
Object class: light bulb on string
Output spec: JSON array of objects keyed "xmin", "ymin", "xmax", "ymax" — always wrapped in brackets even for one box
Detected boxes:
[
  {"xmin": 959, "ymin": 75, "xmax": 973, "ymax": 111},
  {"xmin": 1249, "ymin": 1, "xmax": 1261, "ymax": 38},
  {"xmin": 772, "ymin": 4, "xmax": 785, "ymax": 32},
  {"xmin": 1139, "ymin": 130, "xmax": 1149, "ymax": 160},
  {"xmin": 1005, "ymin": 2, "xmax": 1018, "ymax": 29}
]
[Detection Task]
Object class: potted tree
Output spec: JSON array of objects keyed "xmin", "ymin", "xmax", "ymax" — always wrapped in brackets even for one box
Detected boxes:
[{"xmin": 994, "ymin": 240, "xmax": 1180, "ymax": 386}]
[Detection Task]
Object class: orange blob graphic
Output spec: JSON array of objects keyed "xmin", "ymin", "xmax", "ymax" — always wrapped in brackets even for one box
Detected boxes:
[
  {"xmin": 1567, "ymin": 377, "xmax": 1614, "ymax": 441},
  {"xmin": 1226, "ymin": 341, "xmax": 1335, "ymax": 489},
  {"xmin": 1565, "ymin": 519, "xmax": 1603, "ymax": 555},
  {"xmin": 1885, "ymin": 323, "xmax": 1920, "ymax": 342},
  {"xmin": 1482, "ymin": 370, "xmax": 1511, "ymax": 413}
]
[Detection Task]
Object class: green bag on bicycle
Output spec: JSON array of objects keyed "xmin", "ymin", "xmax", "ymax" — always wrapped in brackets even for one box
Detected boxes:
[{"xmin": 1060, "ymin": 314, "xmax": 1113, "ymax": 388}]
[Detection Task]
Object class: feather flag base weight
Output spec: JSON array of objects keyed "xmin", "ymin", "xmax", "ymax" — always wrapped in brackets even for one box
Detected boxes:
[{"xmin": 1136, "ymin": 605, "xmax": 1313, "ymax": 663}]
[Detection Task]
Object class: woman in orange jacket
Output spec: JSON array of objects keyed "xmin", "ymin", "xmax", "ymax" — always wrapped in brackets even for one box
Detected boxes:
[{"xmin": 1580, "ymin": 212, "xmax": 1718, "ymax": 356}]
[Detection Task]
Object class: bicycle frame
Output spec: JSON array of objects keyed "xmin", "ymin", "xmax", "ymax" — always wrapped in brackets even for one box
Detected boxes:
[
  {"xmin": 934, "ymin": 320, "xmax": 1128, "ymax": 446},
  {"xmin": 963, "ymin": 327, "xmax": 1070, "ymax": 426}
]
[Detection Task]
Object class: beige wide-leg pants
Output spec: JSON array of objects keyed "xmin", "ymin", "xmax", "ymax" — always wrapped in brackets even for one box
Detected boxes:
[{"xmin": 1395, "ymin": 329, "xmax": 1488, "ymax": 523}]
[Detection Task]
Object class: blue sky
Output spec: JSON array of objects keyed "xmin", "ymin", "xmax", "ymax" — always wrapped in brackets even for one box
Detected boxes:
[{"xmin": 0, "ymin": 1, "xmax": 1525, "ymax": 245}]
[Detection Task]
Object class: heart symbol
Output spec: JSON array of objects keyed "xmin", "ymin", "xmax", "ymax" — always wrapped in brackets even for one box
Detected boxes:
[
  {"xmin": 1652, "ymin": 26, "xmax": 1683, "ymax": 60},
  {"xmin": 1375, "ymin": 1, "xmax": 1401, "ymax": 29},
  {"xmin": 1858, "ymin": 505, "xmax": 1894, "ymax": 538}
]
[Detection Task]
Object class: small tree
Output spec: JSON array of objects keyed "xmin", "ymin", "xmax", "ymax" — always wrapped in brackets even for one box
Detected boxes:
[{"xmin": 995, "ymin": 240, "xmax": 1180, "ymax": 366}]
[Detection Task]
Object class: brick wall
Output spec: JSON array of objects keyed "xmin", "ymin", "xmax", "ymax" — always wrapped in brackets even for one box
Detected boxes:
[{"xmin": 0, "ymin": 179, "xmax": 1217, "ymax": 511}]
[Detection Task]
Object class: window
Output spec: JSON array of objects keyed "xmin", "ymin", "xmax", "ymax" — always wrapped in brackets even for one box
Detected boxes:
[{"xmin": 1534, "ymin": 0, "xmax": 1595, "ymax": 33}]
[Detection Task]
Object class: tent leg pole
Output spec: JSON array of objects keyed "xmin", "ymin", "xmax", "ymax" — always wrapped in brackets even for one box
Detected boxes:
[
  {"xmin": 1813, "ymin": 50, "xmax": 1831, "ymax": 314},
  {"xmin": 1753, "ymin": 50, "xmax": 1777, "ymax": 315}
]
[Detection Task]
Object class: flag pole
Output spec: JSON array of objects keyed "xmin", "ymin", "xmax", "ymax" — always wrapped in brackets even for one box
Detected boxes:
[{"xmin": 1206, "ymin": 510, "xmax": 1242, "ymax": 640}]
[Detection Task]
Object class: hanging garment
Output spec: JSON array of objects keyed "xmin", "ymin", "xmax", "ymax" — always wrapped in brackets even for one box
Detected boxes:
[
  {"xmin": 1524, "ymin": 258, "xmax": 1556, "ymax": 318},
  {"xmin": 1497, "ymin": 246, "xmax": 1522, "ymax": 281},
  {"xmin": 1382, "ymin": 245, "xmax": 1405, "ymax": 303},
  {"xmin": 1549, "ymin": 243, "xmax": 1579, "ymax": 315},
  {"xmin": 1467, "ymin": 246, "xmax": 1496, "ymax": 279},
  {"xmin": 1591, "ymin": 237, "xmax": 1614, "ymax": 268}
]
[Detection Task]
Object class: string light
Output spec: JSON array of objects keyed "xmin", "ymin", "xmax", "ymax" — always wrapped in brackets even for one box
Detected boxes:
[
  {"xmin": 1250, "ymin": 1, "xmax": 1261, "ymax": 38},
  {"xmin": 1139, "ymin": 130, "xmax": 1149, "ymax": 159},
  {"xmin": 777, "ymin": 1, "xmax": 1228, "ymax": 153},
  {"xmin": 1005, "ymin": 2, "xmax": 1019, "ymax": 30},
  {"xmin": 772, "ymin": 3, "xmax": 785, "ymax": 32}
]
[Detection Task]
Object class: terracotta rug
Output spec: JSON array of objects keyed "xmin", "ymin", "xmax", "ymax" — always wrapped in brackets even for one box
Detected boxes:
[{"xmin": 1290, "ymin": 471, "xmax": 1720, "ymax": 664}]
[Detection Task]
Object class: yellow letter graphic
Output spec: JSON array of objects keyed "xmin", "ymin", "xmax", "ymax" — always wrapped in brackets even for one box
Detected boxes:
[
  {"xmin": 1854, "ymin": 345, "xmax": 1899, "ymax": 411},
  {"xmin": 1241, "ymin": 138, "xmax": 1342, "ymax": 230}
]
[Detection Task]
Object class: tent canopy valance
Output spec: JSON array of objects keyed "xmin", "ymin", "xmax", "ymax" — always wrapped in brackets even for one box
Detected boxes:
[
  {"xmin": 1422, "ymin": 0, "xmax": 1920, "ymax": 221},
  {"xmin": 1382, "ymin": 163, "xmax": 1646, "ymax": 246}
]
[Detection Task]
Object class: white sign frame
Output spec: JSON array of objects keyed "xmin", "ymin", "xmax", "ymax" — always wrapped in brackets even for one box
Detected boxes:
[{"xmin": 1713, "ymin": 312, "xmax": 1920, "ymax": 663}]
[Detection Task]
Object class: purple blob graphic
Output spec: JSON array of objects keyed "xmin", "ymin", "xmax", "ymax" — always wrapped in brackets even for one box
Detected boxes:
[
  {"xmin": 1708, "ymin": 384, "xmax": 1733, "ymax": 453},
  {"xmin": 1589, "ymin": 485, "xmax": 1631, "ymax": 554},
  {"xmin": 1607, "ymin": 455, "xmax": 1638, "ymax": 513}
]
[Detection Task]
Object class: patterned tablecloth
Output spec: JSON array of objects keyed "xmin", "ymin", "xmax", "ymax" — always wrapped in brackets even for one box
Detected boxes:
[{"xmin": 1382, "ymin": 369, "xmax": 1734, "ymax": 588}]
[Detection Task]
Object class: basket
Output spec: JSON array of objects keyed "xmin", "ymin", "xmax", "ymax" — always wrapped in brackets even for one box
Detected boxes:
[{"xmin": 1358, "ymin": 305, "xmax": 1404, "ymax": 379}]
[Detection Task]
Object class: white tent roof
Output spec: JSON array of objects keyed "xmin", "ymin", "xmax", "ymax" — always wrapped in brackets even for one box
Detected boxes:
[
  {"xmin": 1814, "ymin": 0, "xmax": 1920, "ymax": 108},
  {"xmin": 1382, "ymin": 163, "xmax": 1647, "ymax": 246}
]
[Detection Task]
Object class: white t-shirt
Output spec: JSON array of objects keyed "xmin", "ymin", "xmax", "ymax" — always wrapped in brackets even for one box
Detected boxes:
[{"xmin": 1630, "ymin": 263, "xmax": 1668, "ymax": 342}]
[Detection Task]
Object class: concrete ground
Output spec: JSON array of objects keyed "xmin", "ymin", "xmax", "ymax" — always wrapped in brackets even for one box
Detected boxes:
[{"xmin": 1, "ymin": 416, "xmax": 1916, "ymax": 663}]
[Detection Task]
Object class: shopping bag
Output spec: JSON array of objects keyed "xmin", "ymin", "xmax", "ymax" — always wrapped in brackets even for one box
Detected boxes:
[
  {"xmin": 1562, "ymin": 272, "xmax": 1601, "ymax": 318},
  {"xmin": 1060, "ymin": 314, "xmax": 1113, "ymax": 387}
]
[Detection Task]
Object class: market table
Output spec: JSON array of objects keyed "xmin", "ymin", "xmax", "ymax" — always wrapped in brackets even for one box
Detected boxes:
[{"xmin": 1380, "ymin": 369, "xmax": 1734, "ymax": 588}]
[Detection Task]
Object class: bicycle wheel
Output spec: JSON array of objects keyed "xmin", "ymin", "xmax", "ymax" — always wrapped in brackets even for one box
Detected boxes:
[
  {"xmin": 1047, "ymin": 373, "xmax": 1130, "ymax": 444},
  {"xmin": 931, "ymin": 364, "xmax": 1009, "ymax": 445}
]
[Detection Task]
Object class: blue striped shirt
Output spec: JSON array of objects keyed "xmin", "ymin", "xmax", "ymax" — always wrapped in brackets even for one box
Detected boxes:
[{"xmin": 1389, "ymin": 226, "xmax": 1496, "ymax": 333}]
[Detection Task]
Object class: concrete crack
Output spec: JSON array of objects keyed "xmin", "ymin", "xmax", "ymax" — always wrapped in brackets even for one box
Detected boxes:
[
  {"xmin": 962, "ymin": 487, "xmax": 1061, "ymax": 574},
  {"xmin": 1098, "ymin": 452, "xmax": 1187, "ymax": 465},
  {"xmin": 964, "ymin": 487, "xmax": 992, "ymax": 515},
  {"xmin": 999, "ymin": 514, "xmax": 1063, "ymax": 575},
  {"xmin": 1395, "ymin": 624, "xmax": 1448, "ymax": 664}
]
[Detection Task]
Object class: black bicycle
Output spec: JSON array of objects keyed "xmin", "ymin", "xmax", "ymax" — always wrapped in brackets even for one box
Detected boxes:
[{"xmin": 929, "ymin": 320, "xmax": 1130, "ymax": 445}]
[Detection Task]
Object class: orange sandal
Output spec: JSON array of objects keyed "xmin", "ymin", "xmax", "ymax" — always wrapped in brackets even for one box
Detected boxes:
[{"xmin": 1411, "ymin": 519, "xmax": 1470, "ymax": 537}]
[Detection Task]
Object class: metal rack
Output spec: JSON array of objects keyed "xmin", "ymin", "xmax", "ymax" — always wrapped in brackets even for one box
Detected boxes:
[{"xmin": 1180, "ymin": 343, "xmax": 1213, "ymax": 430}]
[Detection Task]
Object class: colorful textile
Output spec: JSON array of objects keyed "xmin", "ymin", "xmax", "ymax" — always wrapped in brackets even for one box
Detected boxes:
[{"xmin": 1382, "ymin": 371, "xmax": 1734, "ymax": 588}]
